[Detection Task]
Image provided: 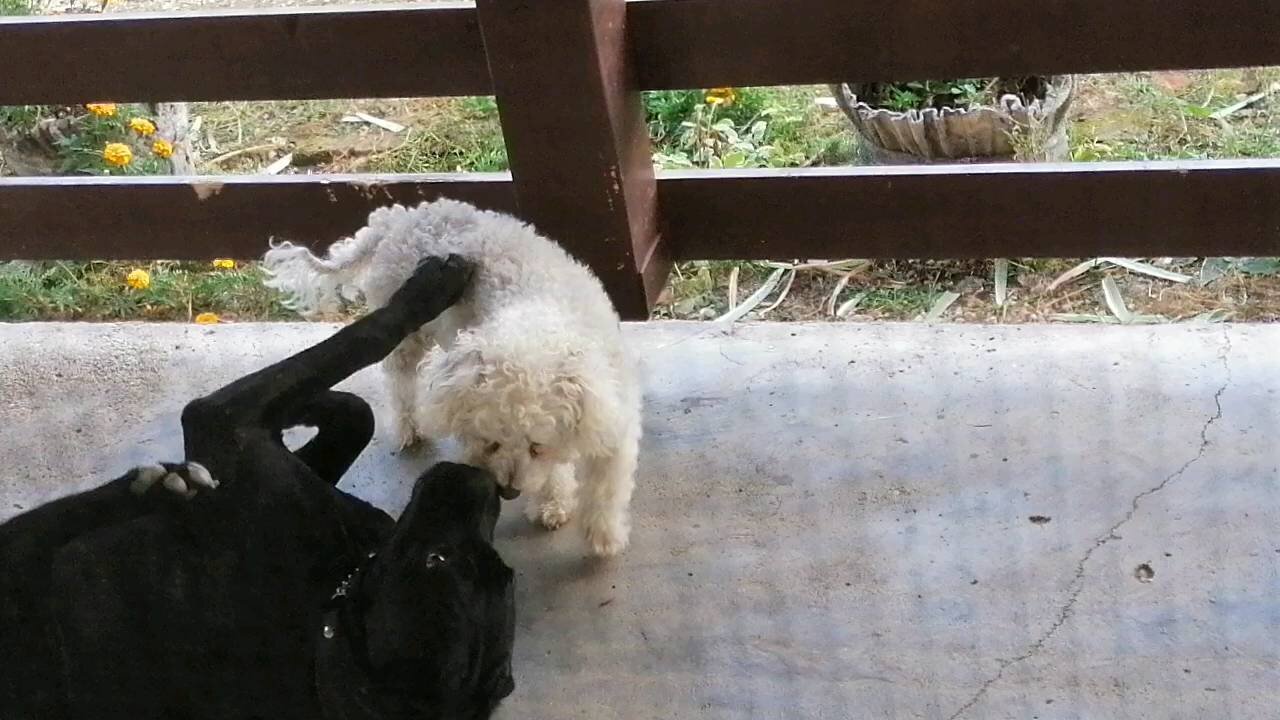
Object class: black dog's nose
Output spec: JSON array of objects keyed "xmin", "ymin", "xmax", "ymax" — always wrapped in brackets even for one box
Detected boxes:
[
  {"xmin": 413, "ymin": 461, "xmax": 507, "ymax": 517},
  {"xmin": 399, "ymin": 462, "xmax": 503, "ymax": 540}
]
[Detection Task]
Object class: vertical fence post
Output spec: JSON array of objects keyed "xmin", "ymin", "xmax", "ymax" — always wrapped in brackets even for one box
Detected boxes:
[{"xmin": 475, "ymin": 0, "xmax": 669, "ymax": 320}]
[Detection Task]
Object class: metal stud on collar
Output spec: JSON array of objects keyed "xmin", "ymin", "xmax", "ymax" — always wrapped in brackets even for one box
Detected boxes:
[
  {"xmin": 330, "ymin": 552, "xmax": 374, "ymax": 602},
  {"xmin": 331, "ymin": 575, "xmax": 354, "ymax": 601}
]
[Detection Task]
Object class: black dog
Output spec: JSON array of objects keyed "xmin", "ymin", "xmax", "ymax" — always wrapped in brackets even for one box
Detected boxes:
[{"xmin": 0, "ymin": 255, "xmax": 516, "ymax": 719}]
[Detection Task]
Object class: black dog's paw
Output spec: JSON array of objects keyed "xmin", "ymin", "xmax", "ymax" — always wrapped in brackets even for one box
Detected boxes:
[
  {"xmin": 391, "ymin": 254, "xmax": 476, "ymax": 324},
  {"xmin": 128, "ymin": 462, "xmax": 218, "ymax": 500}
]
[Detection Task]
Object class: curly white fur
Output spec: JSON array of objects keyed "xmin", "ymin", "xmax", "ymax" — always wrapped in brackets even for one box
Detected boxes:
[{"xmin": 262, "ymin": 199, "xmax": 641, "ymax": 557}]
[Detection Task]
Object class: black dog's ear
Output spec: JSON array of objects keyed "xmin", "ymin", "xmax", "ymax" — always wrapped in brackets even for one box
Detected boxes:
[
  {"xmin": 474, "ymin": 557, "xmax": 516, "ymax": 713},
  {"xmin": 479, "ymin": 658, "xmax": 515, "ymax": 706},
  {"xmin": 455, "ymin": 658, "xmax": 512, "ymax": 720},
  {"xmin": 490, "ymin": 661, "xmax": 516, "ymax": 700},
  {"xmin": 480, "ymin": 560, "xmax": 515, "ymax": 592}
]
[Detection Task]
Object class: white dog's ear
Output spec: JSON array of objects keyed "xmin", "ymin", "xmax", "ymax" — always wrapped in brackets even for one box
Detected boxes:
[
  {"xmin": 552, "ymin": 352, "xmax": 623, "ymax": 458},
  {"xmin": 420, "ymin": 347, "xmax": 486, "ymax": 436}
]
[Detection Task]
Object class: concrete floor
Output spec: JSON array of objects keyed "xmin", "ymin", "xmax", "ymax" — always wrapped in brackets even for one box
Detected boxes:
[{"xmin": 1, "ymin": 321, "xmax": 1277, "ymax": 719}]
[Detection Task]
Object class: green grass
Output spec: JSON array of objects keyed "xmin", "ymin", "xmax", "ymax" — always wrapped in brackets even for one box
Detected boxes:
[
  {"xmin": 0, "ymin": 0, "xmax": 40, "ymax": 15},
  {"xmin": 365, "ymin": 88, "xmax": 853, "ymax": 174},
  {"xmin": 0, "ymin": 105, "xmax": 43, "ymax": 128},
  {"xmin": 1070, "ymin": 70, "xmax": 1280, "ymax": 161},
  {"xmin": 855, "ymin": 288, "xmax": 939, "ymax": 317},
  {"xmin": 0, "ymin": 261, "xmax": 295, "ymax": 321},
  {"xmin": 367, "ymin": 98, "xmax": 509, "ymax": 173},
  {"xmin": 372, "ymin": 129, "xmax": 509, "ymax": 173},
  {"xmin": 7, "ymin": 71, "xmax": 1280, "ymax": 322}
]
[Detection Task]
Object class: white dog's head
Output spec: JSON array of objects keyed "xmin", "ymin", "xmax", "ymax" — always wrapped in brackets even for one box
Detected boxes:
[{"xmin": 418, "ymin": 324, "xmax": 622, "ymax": 499}]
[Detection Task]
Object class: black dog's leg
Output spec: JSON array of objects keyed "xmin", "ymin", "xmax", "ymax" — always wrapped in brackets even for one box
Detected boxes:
[
  {"xmin": 0, "ymin": 463, "xmax": 220, "ymax": 568},
  {"xmin": 180, "ymin": 255, "xmax": 473, "ymax": 475},
  {"xmin": 282, "ymin": 391, "xmax": 375, "ymax": 486}
]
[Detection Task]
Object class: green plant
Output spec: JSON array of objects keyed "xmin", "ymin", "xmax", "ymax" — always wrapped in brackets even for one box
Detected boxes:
[
  {"xmin": 0, "ymin": 105, "xmax": 45, "ymax": 129},
  {"xmin": 0, "ymin": 260, "xmax": 296, "ymax": 321},
  {"xmin": 459, "ymin": 96, "xmax": 500, "ymax": 118},
  {"xmin": 870, "ymin": 80, "xmax": 986, "ymax": 112},
  {"xmin": 653, "ymin": 108, "xmax": 769, "ymax": 169},
  {"xmin": 643, "ymin": 88, "xmax": 770, "ymax": 143},
  {"xmin": 651, "ymin": 89, "xmax": 808, "ymax": 169},
  {"xmin": 55, "ymin": 104, "xmax": 172, "ymax": 175},
  {"xmin": 857, "ymin": 77, "xmax": 1051, "ymax": 112},
  {"xmin": 0, "ymin": 0, "xmax": 41, "ymax": 16}
]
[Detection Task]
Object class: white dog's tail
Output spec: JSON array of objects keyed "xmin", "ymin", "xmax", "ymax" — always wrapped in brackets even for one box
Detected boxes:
[{"xmin": 262, "ymin": 222, "xmax": 386, "ymax": 316}]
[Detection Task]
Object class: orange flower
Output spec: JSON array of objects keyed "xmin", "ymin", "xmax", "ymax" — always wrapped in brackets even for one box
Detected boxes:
[
  {"xmin": 102, "ymin": 143, "xmax": 132, "ymax": 167},
  {"xmin": 129, "ymin": 117, "xmax": 157, "ymax": 137},
  {"xmin": 125, "ymin": 268, "xmax": 150, "ymax": 290},
  {"xmin": 152, "ymin": 138, "xmax": 175, "ymax": 159},
  {"xmin": 85, "ymin": 102, "xmax": 117, "ymax": 118},
  {"xmin": 194, "ymin": 312, "xmax": 220, "ymax": 325},
  {"xmin": 705, "ymin": 88, "xmax": 737, "ymax": 107}
]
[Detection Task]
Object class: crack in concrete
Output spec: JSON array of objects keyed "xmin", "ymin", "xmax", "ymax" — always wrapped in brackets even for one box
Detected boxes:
[{"xmin": 945, "ymin": 329, "xmax": 1233, "ymax": 720}]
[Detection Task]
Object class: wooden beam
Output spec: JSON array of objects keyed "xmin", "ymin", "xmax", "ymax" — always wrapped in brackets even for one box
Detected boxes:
[
  {"xmin": 6, "ymin": 162, "xmax": 1280, "ymax": 263},
  {"xmin": 630, "ymin": 0, "xmax": 1280, "ymax": 89},
  {"xmin": 658, "ymin": 161, "xmax": 1280, "ymax": 259},
  {"xmin": 5, "ymin": 0, "xmax": 1280, "ymax": 104},
  {"xmin": 0, "ymin": 174, "xmax": 516, "ymax": 260},
  {"xmin": 475, "ymin": 0, "xmax": 668, "ymax": 320},
  {"xmin": 0, "ymin": 5, "xmax": 491, "ymax": 104}
]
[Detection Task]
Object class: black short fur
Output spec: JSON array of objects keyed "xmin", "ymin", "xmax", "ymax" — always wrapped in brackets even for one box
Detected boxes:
[{"xmin": 0, "ymin": 255, "xmax": 516, "ymax": 720}]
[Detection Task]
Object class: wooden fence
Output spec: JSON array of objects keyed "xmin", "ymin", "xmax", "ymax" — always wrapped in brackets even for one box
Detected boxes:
[{"xmin": 2, "ymin": 0, "xmax": 1279, "ymax": 318}]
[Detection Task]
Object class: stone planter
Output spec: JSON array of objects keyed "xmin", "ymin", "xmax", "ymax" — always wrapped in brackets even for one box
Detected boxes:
[{"xmin": 829, "ymin": 76, "xmax": 1075, "ymax": 164}]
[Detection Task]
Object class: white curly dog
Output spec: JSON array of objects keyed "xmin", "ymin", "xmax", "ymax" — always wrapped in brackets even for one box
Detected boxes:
[{"xmin": 262, "ymin": 199, "xmax": 641, "ymax": 557}]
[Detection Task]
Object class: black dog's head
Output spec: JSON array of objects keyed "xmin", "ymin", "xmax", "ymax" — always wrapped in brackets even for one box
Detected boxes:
[{"xmin": 354, "ymin": 462, "xmax": 515, "ymax": 716}]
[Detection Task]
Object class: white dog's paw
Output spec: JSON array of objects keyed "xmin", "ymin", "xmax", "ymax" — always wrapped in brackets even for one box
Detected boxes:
[
  {"xmin": 526, "ymin": 498, "xmax": 573, "ymax": 531},
  {"xmin": 392, "ymin": 415, "xmax": 428, "ymax": 452},
  {"xmin": 584, "ymin": 521, "xmax": 629, "ymax": 557},
  {"xmin": 129, "ymin": 461, "xmax": 218, "ymax": 500}
]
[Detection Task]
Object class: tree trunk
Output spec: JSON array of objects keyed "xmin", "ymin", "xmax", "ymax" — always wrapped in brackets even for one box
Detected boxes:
[{"xmin": 149, "ymin": 102, "xmax": 197, "ymax": 175}]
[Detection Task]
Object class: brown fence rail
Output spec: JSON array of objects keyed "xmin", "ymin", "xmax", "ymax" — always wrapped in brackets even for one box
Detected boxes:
[
  {"xmin": 6, "ymin": 161, "xmax": 1280, "ymax": 260},
  {"xmin": 2, "ymin": 0, "xmax": 1280, "ymax": 318},
  {"xmin": 4, "ymin": 1, "xmax": 1280, "ymax": 104}
]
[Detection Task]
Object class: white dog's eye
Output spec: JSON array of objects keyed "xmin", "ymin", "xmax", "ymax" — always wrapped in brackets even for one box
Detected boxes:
[
  {"xmin": 529, "ymin": 443, "xmax": 543, "ymax": 458},
  {"xmin": 484, "ymin": 441, "xmax": 501, "ymax": 455}
]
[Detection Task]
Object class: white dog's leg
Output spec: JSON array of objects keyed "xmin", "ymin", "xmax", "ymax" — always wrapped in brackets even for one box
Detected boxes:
[
  {"xmin": 525, "ymin": 462, "xmax": 578, "ymax": 530},
  {"xmin": 579, "ymin": 426, "xmax": 639, "ymax": 557},
  {"xmin": 382, "ymin": 333, "xmax": 431, "ymax": 451}
]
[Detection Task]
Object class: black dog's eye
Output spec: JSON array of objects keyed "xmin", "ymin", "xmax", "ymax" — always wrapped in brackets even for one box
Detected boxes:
[
  {"xmin": 425, "ymin": 552, "xmax": 449, "ymax": 567},
  {"xmin": 484, "ymin": 441, "xmax": 501, "ymax": 455}
]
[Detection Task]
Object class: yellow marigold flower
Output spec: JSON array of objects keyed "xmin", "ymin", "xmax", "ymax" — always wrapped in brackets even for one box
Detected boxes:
[
  {"xmin": 152, "ymin": 138, "xmax": 175, "ymax": 159},
  {"xmin": 194, "ymin": 312, "xmax": 220, "ymax": 325},
  {"xmin": 125, "ymin": 268, "xmax": 151, "ymax": 290},
  {"xmin": 129, "ymin": 118, "xmax": 157, "ymax": 137},
  {"xmin": 102, "ymin": 142, "xmax": 132, "ymax": 167},
  {"xmin": 85, "ymin": 102, "xmax": 117, "ymax": 117},
  {"xmin": 211, "ymin": 258, "xmax": 236, "ymax": 270},
  {"xmin": 705, "ymin": 87, "xmax": 737, "ymax": 106}
]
